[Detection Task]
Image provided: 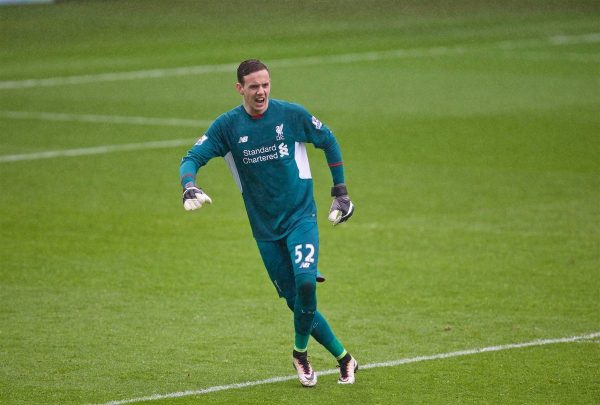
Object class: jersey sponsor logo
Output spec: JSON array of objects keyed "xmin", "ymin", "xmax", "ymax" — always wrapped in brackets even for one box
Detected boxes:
[
  {"xmin": 311, "ymin": 116, "xmax": 322, "ymax": 130},
  {"xmin": 195, "ymin": 134, "xmax": 208, "ymax": 145},
  {"xmin": 241, "ymin": 142, "xmax": 290, "ymax": 164},
  {"xmin": 275, "ymin": 123, "xmax": 285, "ymax": 141},
  {"xmin": 242, "ymin": 143, "xmax": 278, "ymax": 164},
  {"xmin": 238, "ymin": 136, "xmax": 248, "ymax": 143},
  {"xmin": 243, "ymin": 144, "xmax": 277, "ymax": 156},
  {"xmin": 278, "ymin": 142, "xmax": 289, "ymax": 157}
]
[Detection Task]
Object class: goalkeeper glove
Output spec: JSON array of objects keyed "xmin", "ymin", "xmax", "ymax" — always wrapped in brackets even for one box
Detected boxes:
[
  {"xmin": 328, "ymin": 183, "xmax": 354, "ymax": 225},
  {"xmin": 182, "ymin": 183, "xmax": 212, "ymax": 211}
]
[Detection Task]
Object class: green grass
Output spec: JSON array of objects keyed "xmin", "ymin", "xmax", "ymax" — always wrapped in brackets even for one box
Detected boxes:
[{"xmin": 1, "ymin": 1, "xmax": 599, "ymax": 403}]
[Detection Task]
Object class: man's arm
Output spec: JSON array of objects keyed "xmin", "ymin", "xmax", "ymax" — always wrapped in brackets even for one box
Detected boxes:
[
  {"xmin": 296, "ymin": 106, "xmax": 355, "ymax": 225},
  {"xmin": 321, "ymin": 135, "xmax": 345, "ymax": 186},
  {"xmin": 316, "ymin": 129, "xmax": 355, "ymax": 225},
  {"xmin": 179, "ymin": 130, "xmax": 225, "ymax": 211}
]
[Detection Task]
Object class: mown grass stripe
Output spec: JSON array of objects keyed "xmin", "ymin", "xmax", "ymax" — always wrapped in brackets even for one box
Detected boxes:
[{"xmin": 2, "ymin": 33, "xmax": 597, "ymax": 90}]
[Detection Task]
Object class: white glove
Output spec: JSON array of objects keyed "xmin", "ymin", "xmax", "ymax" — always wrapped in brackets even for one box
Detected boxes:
[
  {"xmin": 182, "ymin": 184, "xmax": 212, "ymax": 211},
  {"xmin": 328, "ymin": 184, "xmax": 354, "ymax": 225}
]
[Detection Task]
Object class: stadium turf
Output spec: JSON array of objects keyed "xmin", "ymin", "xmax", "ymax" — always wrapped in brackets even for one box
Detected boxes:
[{"xmin": 1, "ymin": 1, "xmax": 598, "ymax": 403}]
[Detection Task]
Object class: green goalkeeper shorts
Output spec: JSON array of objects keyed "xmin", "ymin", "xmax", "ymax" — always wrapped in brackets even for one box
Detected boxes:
[{"xmin": 256, "ymin": 219, "xmax": 319, "ymax": 300}]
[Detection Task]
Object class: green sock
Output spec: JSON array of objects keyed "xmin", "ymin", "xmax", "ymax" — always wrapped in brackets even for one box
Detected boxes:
[
  {"xmin": 336, "ymin": 350, "xmax": 348, "ymax": 361},
  {"xmin": 294, "ymin": 335, "xmax": 310, "ymax": 353},
  {"xmin": 293, "ymin": 273, "xmax": 317, "ymax": 352},
  {"xmin": 310, "ymin": 310, "xmax": 346, "ymax": 359}
]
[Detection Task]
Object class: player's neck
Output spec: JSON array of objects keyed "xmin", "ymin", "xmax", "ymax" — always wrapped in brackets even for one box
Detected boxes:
[{"xmin": 243, "ymin": 102, "xmax": 269, "ymax": 119}]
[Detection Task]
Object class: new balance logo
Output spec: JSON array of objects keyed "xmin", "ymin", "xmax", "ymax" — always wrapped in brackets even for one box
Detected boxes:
[{"xmin": 238, "ymin": 136, "xmax": 248, "ymax": 143}]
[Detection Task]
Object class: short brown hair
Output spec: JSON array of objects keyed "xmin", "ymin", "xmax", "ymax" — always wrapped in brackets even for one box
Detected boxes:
[{"xmin": 237, "ymin": 59, "xmax": 269, "ymax": 85}]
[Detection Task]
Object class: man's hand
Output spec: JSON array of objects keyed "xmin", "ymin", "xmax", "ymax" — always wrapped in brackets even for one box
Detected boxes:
[
  {"xmin": 183, "ymin": 183, "xmax": 212, "ymax": 211},
  {"xmin": 328, "ymin": 183, "xmax": 354, "ymax": 225}
]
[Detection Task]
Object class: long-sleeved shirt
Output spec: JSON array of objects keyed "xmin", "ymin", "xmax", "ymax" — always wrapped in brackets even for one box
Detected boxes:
[{"xmin": 180, "ymin": 98, "xmax": 345, "ymax": 241}]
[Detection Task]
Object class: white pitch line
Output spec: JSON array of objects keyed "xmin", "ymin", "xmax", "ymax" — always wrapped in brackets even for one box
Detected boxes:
[
  {"xmin": 0, "ymin": 139, "xmax": 193, "ymax": 163},
  {"xmin": 0, "ymin": 63, "xmax": 237, "ymax": 90},
  {"xmin": 0, "ymin": 47, "xmax": 469, "ymax": 90},
  {"xmin": 0, "ymin": 110, "xmax": 212, "ymax": 128},
  {"xmin": 494, "ymin": 50, "xmax": 600, "ymax": 63},
  {"xmin": 549, "ymin": 32, "xmax": 600, "ymax": 45},
  {"xmin": 2, "ymin": 32, "xmax": 598, "ymax": 90},
  {"xmin": 100, "ymin": 331, "xmax": 600, "ymax": 405}
]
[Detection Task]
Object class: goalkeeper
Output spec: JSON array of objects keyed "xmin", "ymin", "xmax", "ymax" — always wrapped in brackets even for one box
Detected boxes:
[{"xmin": 179, "ymin": 59, "xmax": 357, "ymax": 387}]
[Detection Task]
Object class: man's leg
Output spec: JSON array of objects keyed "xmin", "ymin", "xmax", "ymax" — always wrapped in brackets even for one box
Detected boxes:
[
  {"xmin": 281, "ymin": 296, "xmax": 345, "ymax": 354},
  {"xmin": 257, "ymin": 223, "xmax": 327, "ymax": 353},
  {"xmin": 286, "ymin": 220, "xmax": 358, "ymax": 384},
  {"xmin": 284, "ymin": 221, "xmax": 321, "ymax": 387},
  {"xmin": 292, "ymin": 272, "xmax": 317, "ymax": 352},
  {"xmin": 256, "ymin": 238, "xmax": 294, "ymax": 301},
  {"xmin": 285, "ymin": 221, "xmax": 320, "ymax": 353},
  {"xmin": 257, "ymin": 223, "xmax": 357, "ymax": 385},
  {"xmin": 286, "ymin": 221, "xmax": 346, "ymax": 356},
  {"xmin": 311, "ymin": 311, "xmax": 346, "ymax": 359},
  {"xmin": 256, "ymin": 237, "xmax": 317, "ymax": 387}
]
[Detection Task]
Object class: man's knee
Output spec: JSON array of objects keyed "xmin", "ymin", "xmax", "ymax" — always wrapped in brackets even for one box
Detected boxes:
[
  {"xmin": 282, "ymin": 273, "xmax": 317, "ymax": 311},
  {"xmin": 295, "ymin": 273, "xmax": 316, "ymax": 308},
  {"xmin": 297, "ymin": 278, "xmax": 315, "ymax": 296}
]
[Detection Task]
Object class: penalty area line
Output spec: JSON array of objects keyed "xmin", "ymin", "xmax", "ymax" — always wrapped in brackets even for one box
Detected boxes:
[{"xmin": 99, "ymin": 331, "xmax": 600, "ymax": 405}]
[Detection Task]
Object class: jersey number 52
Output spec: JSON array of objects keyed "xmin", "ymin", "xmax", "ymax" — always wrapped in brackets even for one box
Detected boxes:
[{"xmin": 294, "ymin": 244, "xmax": 315, "ymax": 269}]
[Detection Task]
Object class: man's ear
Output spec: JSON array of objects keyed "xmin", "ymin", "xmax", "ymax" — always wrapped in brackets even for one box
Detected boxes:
[{"xmin": 235, "ymin": 82, "xmax": 244, "ymax": 95}]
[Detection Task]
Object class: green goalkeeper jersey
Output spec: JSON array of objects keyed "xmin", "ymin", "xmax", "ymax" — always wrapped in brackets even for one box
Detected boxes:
[{"xmin": 180, "ymin": 99, "xmax": 345, "ymax": 241}]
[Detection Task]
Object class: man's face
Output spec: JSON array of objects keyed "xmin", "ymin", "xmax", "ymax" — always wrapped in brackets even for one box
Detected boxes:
[{"xmin": 236, "ymin": 69, "xmax": 270, "ymax": 116}]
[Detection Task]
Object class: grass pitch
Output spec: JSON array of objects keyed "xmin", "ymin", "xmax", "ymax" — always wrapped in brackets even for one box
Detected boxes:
[{"xmin": 1, "ymin": 1, "xmax": 599, "ymax": 403}]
